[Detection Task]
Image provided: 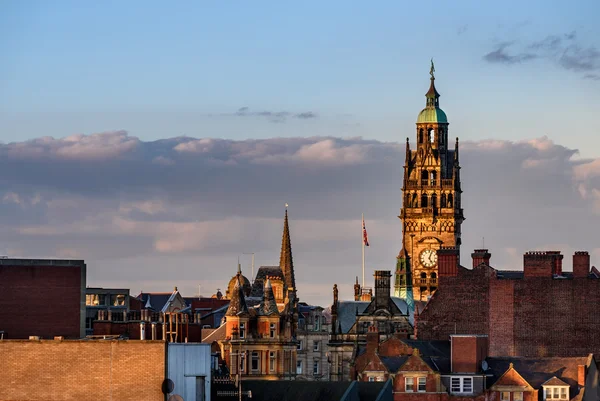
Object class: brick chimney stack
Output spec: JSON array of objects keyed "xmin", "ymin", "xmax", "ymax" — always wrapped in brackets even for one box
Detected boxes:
[
  {"xmin": 438, "ymin": 247, "xmax": 459, "ymax": 277},
  {"xmin": 366, "ymin": 325, "xmax": 379, "ymax": 354},
  {"xmin": 450, "ymin": 335, "xmax": 488, "ymax": 374},
  {"xmin": 523, "ymin": 251, "xmax": 563, "ymax": 278},
  {"xmin": 578, "ymin": 365, "xmax": 586, "ymax": 387},
  {"xmin": 573, "ymin": 252, "xmax": 590, "ymax": 278},
  {"xmin": 471, "ymin": 249, "xmax": 491, "ymax": 268}
]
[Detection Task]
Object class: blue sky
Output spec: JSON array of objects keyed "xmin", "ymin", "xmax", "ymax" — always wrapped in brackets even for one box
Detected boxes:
[{"xmin": 1, "ymin": 1, "xmax": 599, "ymax": 154}]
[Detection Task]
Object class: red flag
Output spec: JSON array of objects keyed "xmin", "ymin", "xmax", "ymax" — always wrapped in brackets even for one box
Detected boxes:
[{"xmin": 362, "ymin": 216, "xmax": 370, "ymax": 246}]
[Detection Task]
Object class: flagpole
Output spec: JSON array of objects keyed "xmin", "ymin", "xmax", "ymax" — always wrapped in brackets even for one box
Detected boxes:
[{"xmin": 362, "ymin": 213, "xmax": 365, "ymax": 289}]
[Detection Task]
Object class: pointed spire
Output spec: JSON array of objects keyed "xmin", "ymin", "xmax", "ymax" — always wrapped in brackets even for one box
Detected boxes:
[
  {"xmin": 259, "ymin": 278, "xmax": 279, "ymax": 315},
  {"xmin": 145, "ymin": 294, "xmax": 152, "ymax": 309},
  {"xmin": 279, "ymin": 206, "xmax": 296, "ymax": 295},
  {"xmin": 225, "ymin": 276, "xmax": 249, "ymax": 316},
  {"xmin": 405, "ymin": 137, "xmax": 411, "ymax": 160}
]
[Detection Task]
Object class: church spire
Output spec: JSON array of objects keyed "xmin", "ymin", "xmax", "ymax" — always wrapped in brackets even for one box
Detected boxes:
[{"xmin": 279, "ymin": 205, "xmax": 296, "ymax": 296}]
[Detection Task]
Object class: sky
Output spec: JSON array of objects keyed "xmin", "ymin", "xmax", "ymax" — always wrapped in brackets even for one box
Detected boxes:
[{"xmin": 1, "ymin": 1, "xmax": 600, "ymax": 306}]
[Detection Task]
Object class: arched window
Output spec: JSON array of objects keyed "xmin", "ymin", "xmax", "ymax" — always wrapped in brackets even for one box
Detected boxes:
[
  {"xmin": 431, "ymin": 193, "xmax": 437, "ymax": 209},
  {"xmin": 420, "ymin": 272, "xmax": 427, "ymax": 278},
  {"xmin": 421, "ymin": 194, "xmax": 428, "ymax": 208},
  {"xmin": 412, "ymin": 193, "xmax": 418, "ymax": 208},
  {"xmin": 447, "ymin": 194, "xmax": 453, "ymax": 208},
  {"xmin": 441, "ymin": 193, "xmax": 447, "ymax": 208},
  {"xmin": 430, "ymin": 272, "xmax": 437, "ymax": 285},
  {"xmin": 430, "ymin": 171, "xmax": 437, "ymax": 186},
  {"xmin": 419, "ymin": 129, "xmax": 424, "ymax": 143},
  {"xmin": 429, "ymin": 129, "xmax": 435, "ymax": 143}
]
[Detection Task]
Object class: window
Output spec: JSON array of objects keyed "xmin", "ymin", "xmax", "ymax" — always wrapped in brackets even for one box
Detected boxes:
[
  {"xmin": 313, "ymin": 360, "xmax": 319, "ymax": 375},
  {"xmin": 313, "ymin": 341, "xmax": 320, "ymax": 352},
  {"xmin": 501, "ymin": 392, "xmax": 510, "ymax": 401},
  {"xmin": 297, "ymin": 340, "xmax": 303, "ymax": 350},
  {"xmin": 369, "ymin": 377, "xmax": 375, "ymax": 382},
  {"xmin": 270, "ymin": 323, "xmax": 276, "ymax": 338},
  {"xmin": 314, "ymin": 315, "xmax": 321, "ymax": 331},
  {"xmin": 296, "ymin": 360, "xmax": 303, "ymax": 374},
  {"xmin": 240, "ymin": 352, "xmax": 246, "ymax": 372},
  {"xmin": 405, "ymin": 377, "xmax": 414, "ymax": 392},
  {"xmin": 111, "ymin": 294, "xmax": 126, "ymax": 306},
  {"xmin": 544, "ymin": 387, "xmax": 569, "ymax": 400},
  {"xmin": 561, "ymin": 387, "xmax": 567, "ymax": 399},
  {"xmin": 269, "ymin": 351, "xmax": 276, "ymax": 372},
  {"xmin": 418, "ymin": 377, "xmax": 426, "ymax": 392},
  {"xmin": 239, "ymin": 323, "xmax": 245, "ymax": 339},
  {"xmin": 251, "ymin": 352, "xmax": 259, "ymax": 371},
  {"xmin": 451, "ymin": 377, "xmax": 473, "ymax": 394},
  {"xmin": 514, "ymin": 392, "xmax": 523, "ymax": 401},
  {"xmin": 86, "ymin": 294, "xmax": 105, "ymax": 306}
]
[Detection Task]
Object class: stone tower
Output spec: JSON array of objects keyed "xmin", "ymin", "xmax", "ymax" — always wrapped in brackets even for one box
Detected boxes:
[{"xmin": 394, "ymin": 62, "xmax": 464, "ymax": 301}]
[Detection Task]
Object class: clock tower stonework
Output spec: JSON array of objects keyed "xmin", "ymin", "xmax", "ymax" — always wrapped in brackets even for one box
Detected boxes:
[{"xmin": 394, "ymin": 64, "xmax": 464, "ymax": 301}]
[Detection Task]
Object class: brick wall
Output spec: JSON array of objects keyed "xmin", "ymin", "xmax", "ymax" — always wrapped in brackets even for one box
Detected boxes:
[
  {"xmin": 418, "ymin": 265, "xmax": 493, "ymax": 341},
  {"xmin": 0, "ymin": 260, "xmax": 86, "ymax": 339},
  {"xmin": 418, "ymin": 253, "xmax": 600, "ymax": 357},
  {"xmin": 0, "ymin": 339, "xmax": 165, "ymax": 401}
]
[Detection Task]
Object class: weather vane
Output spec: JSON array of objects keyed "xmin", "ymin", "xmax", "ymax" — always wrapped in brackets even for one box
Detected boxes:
[
  {"xmin": 430, "ymin": 58, "xmax": 435, "ymax": 79},
  {"xmin": 285, "ymin": 202, "xmax": 289, "ymax": 209}
]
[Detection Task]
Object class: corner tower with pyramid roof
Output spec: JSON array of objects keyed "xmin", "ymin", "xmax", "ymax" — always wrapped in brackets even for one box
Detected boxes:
[{"xmin": 394, "ymin": 61, "xmax": 465, "ymax": 302}]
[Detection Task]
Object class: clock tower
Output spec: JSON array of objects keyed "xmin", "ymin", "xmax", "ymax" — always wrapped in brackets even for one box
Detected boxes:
[{"xmin": 394, "ymin": 62, "xmax": 464, "ymax": 301}]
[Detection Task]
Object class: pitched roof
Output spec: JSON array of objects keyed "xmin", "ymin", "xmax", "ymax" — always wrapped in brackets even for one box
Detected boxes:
[
  {"xmin": 542, "ymin": 376, "xmax": 569, "ymax": 386},
  {"xmin": 225, "ymin": 276, "xmax": 249, "ymax": 317},
  {"xmin": 201, "ymin": 323, "xmax": 226, "ymax": 343},
  {"xmin": 380, "ymin": 356, "xmax": 409, "ymax": 373},
  {"xmin": 486, "ymin": 356, "xmax": 589, "ymax": 399},
  {"xmin": 258, "ymin": 279, "xmax": 279, "ymax": 316},
  {"xmin": 250, "ymin": 266, "xmax": 283, "ymax": 297},
  {"xmin": 333, "ymin": 297, "xmax": 415, "ymax": 334}
]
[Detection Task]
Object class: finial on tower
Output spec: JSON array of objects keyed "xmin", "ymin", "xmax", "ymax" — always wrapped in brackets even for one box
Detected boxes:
[{"xmin": 430, "ymin": 58, "xmax": 435, "ymax": 79}]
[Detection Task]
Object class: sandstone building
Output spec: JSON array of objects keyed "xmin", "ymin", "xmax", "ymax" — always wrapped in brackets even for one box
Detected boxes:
[{"xmin": 395, "ymin": 63, "xmax": 464, "ymax": 302}]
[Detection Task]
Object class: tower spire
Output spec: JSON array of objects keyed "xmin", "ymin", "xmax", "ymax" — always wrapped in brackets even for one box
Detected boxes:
[
  {"xmin": 279, "ymin": 206, "xmax": 296, "ymax": 296},
  {"xmin": 425, "ymin": 59, "xmax": 440, "ymax": 108}
]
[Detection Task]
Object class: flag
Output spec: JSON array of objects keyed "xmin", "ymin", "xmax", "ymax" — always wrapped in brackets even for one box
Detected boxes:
[{"xmin": 362, "ymin": 216, "xmax": 370, "ymax": 246}]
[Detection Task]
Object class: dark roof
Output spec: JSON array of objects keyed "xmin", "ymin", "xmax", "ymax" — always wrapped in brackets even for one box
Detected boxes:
[
  {"xmin": 138, "ymin": 292, "xmax": 180, "ymax": 311},
  {"xmin": 486, "ymin": 356, "xmax": 590, "ymax": 398},
  {"xmin": 403, "ymin": 339, "xmax": 450, "ymax": 357},
  {"xmin": 250, "ymin": 266, "xmax": 283, "ymax": 297},
  {"xmin": 225, "ymin": 277, "xmax": 249, "ymax": 317},
  {"xmin": 356, "ymin": 381, "xmax": 389, "ymax": 401},
  {"xmin": 257, "ymin": 279, "xmax": 279, "ymax": 316},
  {"xmin": 380, "ymin": 356, "xmax": 409, "ymax": 373},
  {"xmin": 334, "ymin": 297, "xmax": 414, "ymax": 333}
]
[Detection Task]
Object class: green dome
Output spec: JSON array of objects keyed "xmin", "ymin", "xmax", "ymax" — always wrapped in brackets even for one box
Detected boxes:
[{"xmin": 417, "ymin": 107, "xmax": 448, "ymax": 124}]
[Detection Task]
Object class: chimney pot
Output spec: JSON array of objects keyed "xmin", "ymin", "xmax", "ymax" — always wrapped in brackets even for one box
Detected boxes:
[{"xmin": 471, "ymin": 249, "xmax": 491, "ymax": 268}]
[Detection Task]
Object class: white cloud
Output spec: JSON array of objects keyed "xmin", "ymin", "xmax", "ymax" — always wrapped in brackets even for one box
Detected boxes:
[{"xmin": 1, "ymin": 132, "xmax": 599, "ymax": 306}]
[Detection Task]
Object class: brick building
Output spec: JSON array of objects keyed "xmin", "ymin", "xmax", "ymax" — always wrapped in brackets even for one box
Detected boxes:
[
  {"xmin": 351, "ymin": 333, "xmax": 599, "ymax": 401},
  {"xmin": 417, "ymin": 248, "xmax": 600, "ymax": 357},
  {"xmin": 0, "ymin": 258, "xmax": 86, "ymax": 339},
  {"xmin": 0, "ymin": 339, "xmax": 212, "ymax": 401}
]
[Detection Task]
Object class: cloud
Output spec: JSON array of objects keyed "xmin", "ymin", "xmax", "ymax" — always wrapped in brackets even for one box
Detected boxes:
[
  {"xmin": 2, "ymin": 132, "xmax": 600, "ymax": 305},
  {"xmin": 483, "ymin": 31, "xmax": 600, "ymax": 79},
  {"xmin": 233, "ymin": 107, "xmax": 317, "ymax": 123}
]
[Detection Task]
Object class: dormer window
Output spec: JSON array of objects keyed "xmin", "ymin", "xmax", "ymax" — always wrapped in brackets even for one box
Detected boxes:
[
  {"xmin": 543, "ymin": 386, "xmax": 568, "ymax": 400},
  {"xmin": 270, "ymin": 323, "xmax": 276, "ymax": 338},
  {"xmin": 450, "ymin": 377, "xmax": 473, "ymax": 394},
  {"xmin": 239, "ymin": 323, "xmax": 245, "ymax": 339}
]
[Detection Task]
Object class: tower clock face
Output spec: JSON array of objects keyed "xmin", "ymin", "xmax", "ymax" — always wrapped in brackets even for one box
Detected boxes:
[{"xmin": 420, "ymin": 249, "xmax": 438, "ymax": 267}]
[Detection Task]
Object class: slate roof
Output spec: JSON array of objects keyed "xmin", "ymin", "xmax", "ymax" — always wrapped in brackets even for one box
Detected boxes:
[
  {"xmin": 138, "ymin": 292, "xmax": 181, "ymax": 311},
  {"xmin": 257, "ymin": 279, "xmax": 279, "ymax": 316},
  {"xmin": 225, "ymin": 277, "xmax": 249, "ymax": 317},
  {"xmin": 486, "ymin": 356, "xmax": 590, "ymax": 400},
  {"xmin": 333, "ymin": 297, "xmax": 415, "ymax": 333},
  {"xmin": 380, "ymin": 356, "xmax": 409, "ymax": 373},
  {"xmin": 201, "ymin": 324, "xmax": 226, "ymax": 343},
  {"xmin": 250, "ymin": 266, "xmax": 283, "ymax": 297}
]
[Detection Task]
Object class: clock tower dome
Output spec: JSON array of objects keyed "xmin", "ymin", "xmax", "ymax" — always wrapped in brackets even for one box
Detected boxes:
[{"xmin": 394, "ymin": 62, "xmax": 464, "ymax": 301}]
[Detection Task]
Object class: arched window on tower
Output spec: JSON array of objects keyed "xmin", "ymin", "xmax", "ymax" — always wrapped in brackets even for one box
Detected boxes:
[
  {"xmin": 439, "ymin": 129, "xmax": 444, "ymax": 146},
  {"xmin": 429, "ymin": 129, "xmax": 435, "ymax": 143},
  {"xmin": 441, "ymin": 193, "xmax": 447, "ymax": 208},
  {"xmin": 447, "ymin": 194, "xmax": 453, "ymax": 208},
  {"xmin": 431, "ymin": 193, "xmax": 437, "ymax": 210},
  {"xmin": 430, "ymin": 171, "xmax": 437, "ymax": 186},
  {"xmin": 421, "ymin": 170, "xmax": 429, "ymax": 186},
  {"xmin": 430, "ymin": 272, "xmax": 437, "ymax": 285},
  {"xmin": 420, "ymin": 272, "xmax": 427, "ymax": 285},
  {"xmin": 419, "ymin": 129, "xmax": 424, "ymax": 144},
  {"xmin": 421, "ymin": 194, "xmax": 428, "ymax": 208},
  {"xmin": 412, "ymin": 193, "xmax": 418, "ymax": 208}
]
